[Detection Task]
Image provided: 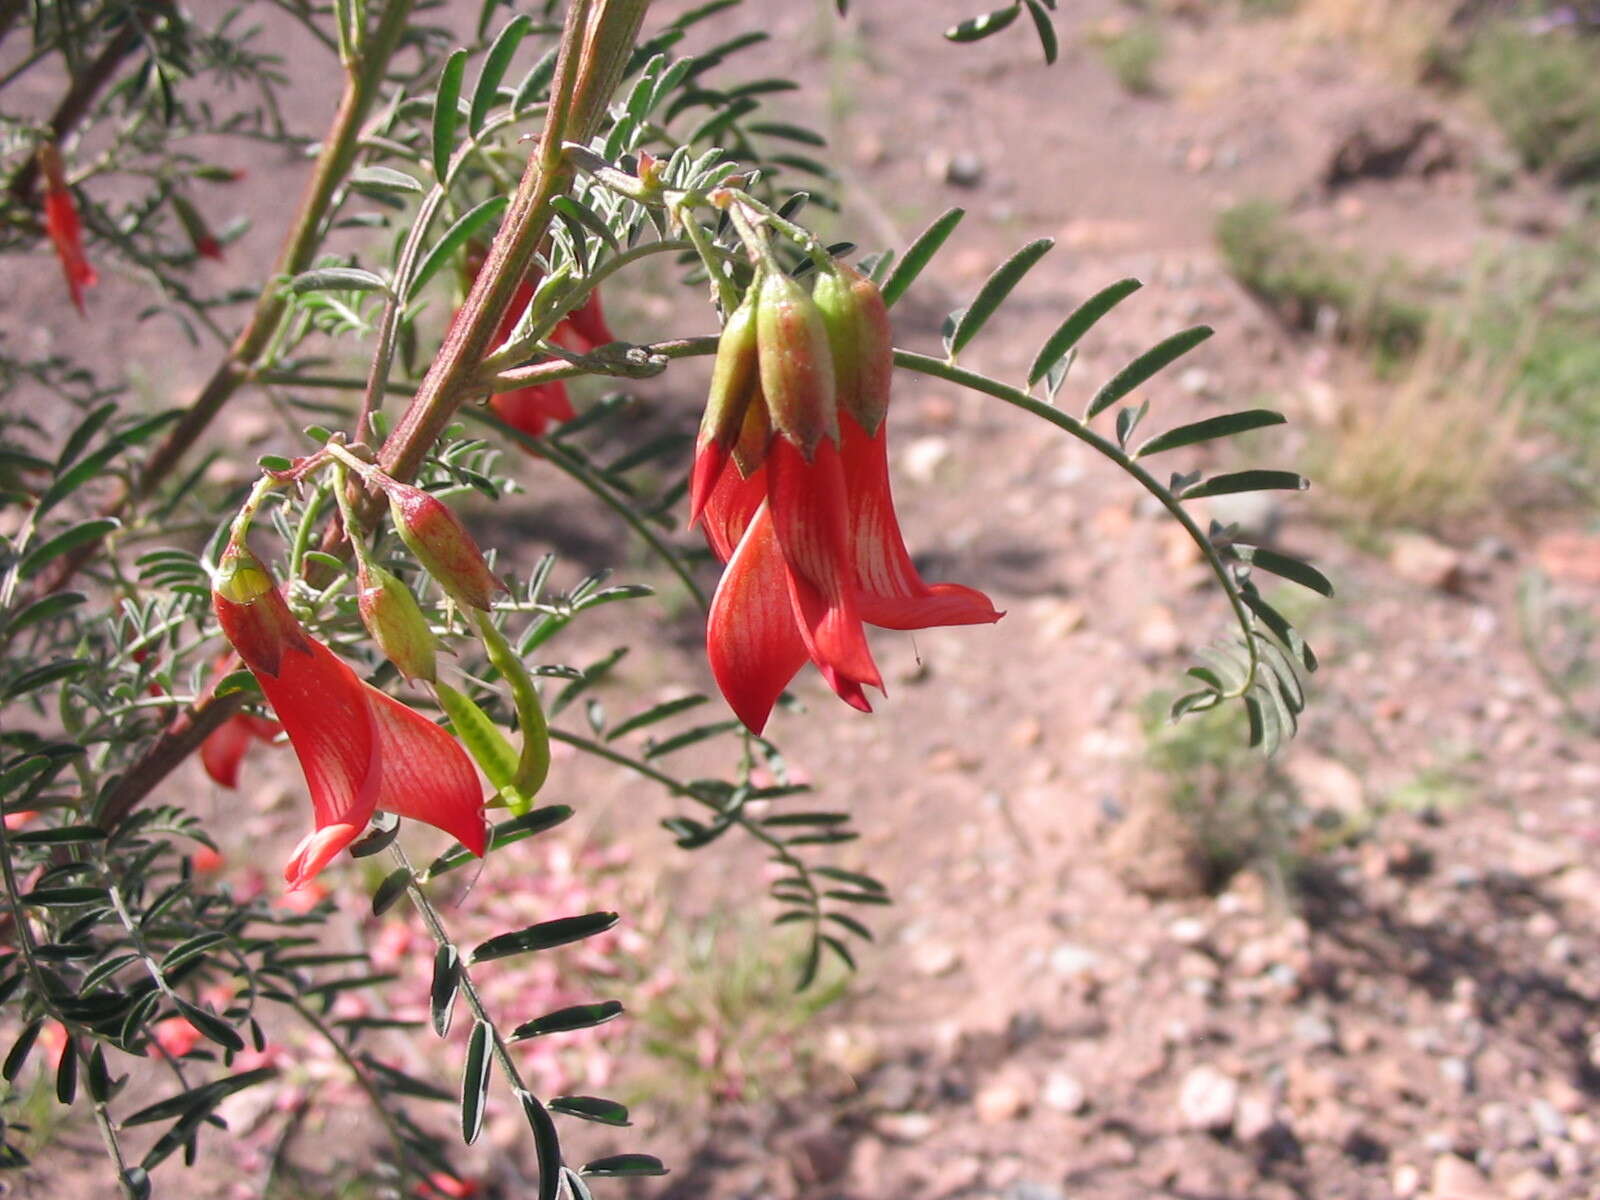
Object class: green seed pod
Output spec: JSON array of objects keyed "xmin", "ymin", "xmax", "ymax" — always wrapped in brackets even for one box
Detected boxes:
[
  {"xmin": 756, "ymin": 270, "xmax": 837, "ymax": 459},
  {"xmin": 813, "ymin": 262, "xmax": 893, "ymax": 436},
  {"xmin": 357, "ymin": 561, "xmax": 439, "ymax": 683}
]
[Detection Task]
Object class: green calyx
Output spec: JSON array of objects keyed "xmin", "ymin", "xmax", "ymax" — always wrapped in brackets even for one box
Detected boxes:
[
  {"xmin": 357, "ymin": 562, "xmax": 439, "ymax": 683},
  {"xmin": 813, "ymin": 262, "xmax": 893, "ymax": 437},
  {"xmin": 756, "ymin": 270, "xmax": 838, "ymax": 459}
]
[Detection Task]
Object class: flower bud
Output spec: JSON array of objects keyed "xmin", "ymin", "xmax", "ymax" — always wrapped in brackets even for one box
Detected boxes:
[
  {"xmin": 172, "ymin": 193, "xmax": 224, "ymax": 261},
  {"xmin": 756, "ymin": 270, "xmax": 837, "ymax": 460},
  {"xmin": 813, "ymin": 263, "xmax": 893, "ymax": 436},
  {"xmin": 381, "ymin": 482, "xmax": 503, "ymax": 611},
  {"xmin": 690, "ymin": 287, "xmax": 761, "ymax": 523},
  {"xmin": 357, "ymin": 562, "xmax": 439, "ymax": 683},
  {"xmin": 212, "ymin": 542, "xmax": 308, "ymax": 678}
]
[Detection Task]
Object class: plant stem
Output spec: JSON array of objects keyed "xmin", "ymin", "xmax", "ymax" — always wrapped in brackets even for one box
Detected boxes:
[
  {"xmin": 375, "ymin": 0, "xmax": 652, "ymax": 488},
  {"xmin": 6, "ymin": 1, "xmax": 175, "ymax": 204},
  {"xmin": 285, "ymin": 996, "xmax": 420, "ymax": 1182},
  {"xmin": 133, "ymin": 0, "xmax": 415, "ymax": 503},
  {"xmin": 483, "ymin": 333, "xmax": 717, "ymax": 390},
  {"xmin": 386, "ymin": 842, "xmax": 560, "ymax": 1177}
]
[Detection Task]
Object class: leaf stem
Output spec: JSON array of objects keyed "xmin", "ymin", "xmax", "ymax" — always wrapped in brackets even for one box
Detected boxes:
[{"xmin": 891, "ymin": 347, "xmax": 1262, "ymax": 698}]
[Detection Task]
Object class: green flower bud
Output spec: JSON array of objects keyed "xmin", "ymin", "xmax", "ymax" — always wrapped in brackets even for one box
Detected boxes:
[
  {"xmin": 357, "ymin": 562, "xmax": 439, "ymax": 683},
  {"xmin": 813, "ymin": 262, "xmax": 893, "ymax": 436},
  {"xmin": 756, "ymin": 270, "xmax": 837, "ymax": 459},
  {"xmin": 698, "ymin": 284, "xmax": 761, "ymax": 459}
]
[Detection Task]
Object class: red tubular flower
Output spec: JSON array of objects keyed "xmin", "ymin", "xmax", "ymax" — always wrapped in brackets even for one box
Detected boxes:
[
  {"xmin": 212, "ymin": 545, "xmax": 486, "ymax": 889},
  {"xmin": 486, "ymin": 279, "xmax": 576, "ymax": 442},
  {"xmin": 200, "ymin": 712, "xmax": 280, "ymax": 789},
  {"xmin": 39, "ymin": 145, "xmax": 97, "ymax": 315},
  {"xmin": 695, "ymin": 266, "xmax": 1001, "ymax": 733},
  {"xmin": 563, "ymin": 288, "xmax": 616, "ymax": 350}
]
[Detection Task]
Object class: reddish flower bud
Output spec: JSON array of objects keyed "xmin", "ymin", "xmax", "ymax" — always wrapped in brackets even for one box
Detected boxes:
[
  {"xmin": 172, "ymin": 193, "xmax": 224, "ymax": 261},
  {"xmin": 357, "ymin": 561, "xmax": 439, "ymax": 683},
  {"xmin": 756, "ymin": 270, "xmax": 837, "ymax": 459},
  {"xmin": 39, "ymin": 144, "xmax": 97, "ymax": 315},
  {"xmin": 382, "ymin": 482, "xmax": 503, "ymax": 611},
  {"xmin": 812, "ymin": 263, "xmax": 893, "ymax": 436}
]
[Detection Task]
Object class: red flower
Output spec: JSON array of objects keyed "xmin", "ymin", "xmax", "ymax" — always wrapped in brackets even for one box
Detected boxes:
[
  {"xmin": 200, "ymin": 712, "xmax": 280, "ymax": 788},
  {"xmin": 149, "ymin": 1016, "xmax": 202, "ymax": 1060},
  {"xmin": 487, "ymin": 280, "xmax": 577, "ymax": 442},
  {"xmin": 701, "ymin": 417, "xmax": 1000, "ymax": 731},
  {"xmin": 694, "ymin": 267, "xmax": 1000, "ymax": 733},
  {"xmin": 563, "ymin": 288, "xmax": 616, "ymax": 350},
  {"xmin": 212, "ymin": 545, "xmax": 487, "ymax": 889},
  {"xmin": 419, "ymin": 1173, "xmax": 480, "ymax": 1199},
  {"xmin": 39, "ymin": 145, "xmax": 97, "ymax": 315}
]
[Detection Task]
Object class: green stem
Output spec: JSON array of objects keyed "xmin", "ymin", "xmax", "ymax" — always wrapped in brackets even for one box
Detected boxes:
[
  {"xmin": 729, "ymin": 191, "xmax": 828, "ymax": 260},
  {"xmin": 474, "ymin": 237, "xmax": 714, "ymax": 375},
  {"xmin": 483, "ymin": 334, "xmax": 717, "ymax": 391},
  {"xmin": 892, "ymin": 348, "xmax": 1262, "ymax": 698},
  {"xmin": 134, "ymin": 0, "xmax": 417, "ymax": 504},
  {"xmin": 680, "ymin": 211, "xmax": 741, "ymax": 313},
  {"xmin": 89, "ymin": 1100, "xmax": 138, "ymax": 1200},
  {"xmin": 386, "ymin": 843, "xmax": 552, "ymax": 1161}
]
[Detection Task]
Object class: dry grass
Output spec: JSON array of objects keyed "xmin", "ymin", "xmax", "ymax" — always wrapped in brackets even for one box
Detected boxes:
[
  {"xmin": 1312, "ymin": 326, "xmax": 1526, "ymax": 530},
  {"xmin": 1293, "ymin": 0, "xmax": 1455, "ymax": 76}
]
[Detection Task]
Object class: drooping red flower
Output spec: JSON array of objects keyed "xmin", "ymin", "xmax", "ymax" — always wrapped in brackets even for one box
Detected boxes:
[
  {"xmin": 39, "ymin": 145, "xmax": 97, "ymax": 315},
  {"xmin": 694, "ymin": 266, "xmax": 1000, "ymax": 733},
  {"xmin": 486, "ymin": 279, "xmax": 577, "ymax": 443},
  {"xmin": 212, "ymin": 544, "xmax": 486, "ymax": 889},
  {"xmin": 199, "ymin": 712, "xmax": 280, "ymax": 788}
]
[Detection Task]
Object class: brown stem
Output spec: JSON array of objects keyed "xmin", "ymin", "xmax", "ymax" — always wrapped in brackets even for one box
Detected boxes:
[
  {"xmin": 94, "ymin": 689, "xmax": 242, "ymax": 832},
  {"xmin": 376, "ymin": 0, "xmax": 652, "ymax": 486},
  {"xmin": 0, "ymin": 0, "xmax": 28, "ymax": 57},
  {"xmin": 90, "ymin": 0, "xmax": 656, "ymax": 833}
]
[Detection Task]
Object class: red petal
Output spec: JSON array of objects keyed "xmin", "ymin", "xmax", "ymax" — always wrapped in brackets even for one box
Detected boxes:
[
  {"xmin": 359, "ymin": 682, "xmax": 487, "ymax": 856},
  {"xmin": 766, "ymin": 438, "xmax": 881, "ymax": 692},
  {"xmin": 253, "ymin": 639, "xmax": 376, "ymax": 883},
  {"xmin": 841, "ymin": 415, "xmax": 1002, "ymax": 630},
  {"xmin": 284, "ymin": 824, "xmax": 364, "ymax": 889},
  {"xmin": 490, "ymin": 378, "xmax": 574, "ymax": 443},
  {"xmin": 200, "ymin": 717, "xmax": 254, "ymax": 788},
  {"xmin": 700, "ymin": 458, "xmax": 768, "ymax": 563},
  {"xmin": 706, "ymin": 501, "xmax": 809, "ymax": 733},
  {"xmin": 688, "ymin": 439, "xmax": 731, "ymax": 532},
  {"xmin": 566, "ymin": 289, "xmax": 616, "ymax": 349},
  {"xmin": 43, "ymin": 185, "xmax": 96, "ymax": 316}
]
